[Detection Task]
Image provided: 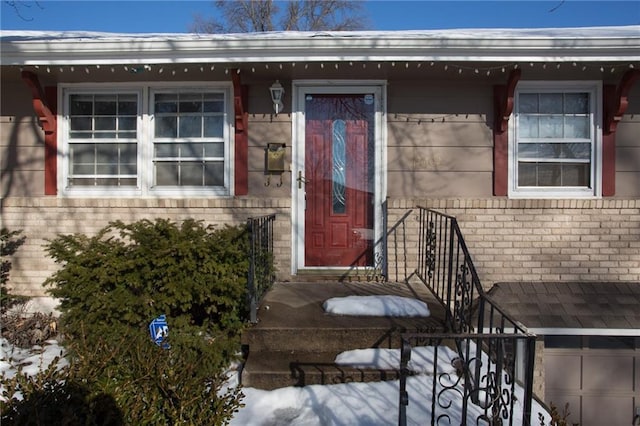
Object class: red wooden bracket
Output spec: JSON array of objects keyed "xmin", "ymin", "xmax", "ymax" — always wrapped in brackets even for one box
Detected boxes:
[
  {"xmin": 231, "ymin": 69, "xmax": 249, "ymax": 195},
  {"xmin": 21, "ymin": 70, "xmax": 58, "ymax": 195},
  {"xmin": 493, "ymin": 69, "xmax": 521, "ymax": 196},
  {"xmin": 21, "ymin": 70, "xmax": 56, "ymax": 134},
  {"xmin": 605, "ymin": 69, "xmax": 640, "ymax": 134},
  {"xmin": 494, "ymin": 68, "xmax": 521, "ymax": 133}
]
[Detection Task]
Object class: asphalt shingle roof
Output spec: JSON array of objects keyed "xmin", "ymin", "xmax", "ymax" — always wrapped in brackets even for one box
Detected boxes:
[{"xmin": 487, "ymin": 282, "xmax": 640, "ymax": 330}]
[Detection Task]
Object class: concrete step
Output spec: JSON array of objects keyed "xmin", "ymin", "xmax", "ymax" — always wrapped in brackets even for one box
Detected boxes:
[
  {"xmin": 241, "ymin": 350, "xmax": 405, "ymax": 390},
  {"xmin": 240, "ymin": 281, "xmax": 449, "ymax": 390},
  {"xmin": 242, "ymin": 317, "xmax": 442, "ymax": 353}
]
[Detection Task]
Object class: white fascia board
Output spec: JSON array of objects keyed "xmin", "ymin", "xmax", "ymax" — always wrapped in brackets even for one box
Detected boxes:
[{"xmin": 2, "ymin": 31, "xmax": 640, "ymax": 65}]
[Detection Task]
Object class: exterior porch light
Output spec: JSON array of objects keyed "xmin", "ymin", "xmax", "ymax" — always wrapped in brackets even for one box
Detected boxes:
[{"xmin": 269, "ymin": 80, "xmax": 284, "ymax": 114}]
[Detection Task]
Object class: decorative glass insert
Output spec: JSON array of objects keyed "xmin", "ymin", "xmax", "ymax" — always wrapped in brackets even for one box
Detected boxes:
[
  {"xmin": 152, "ymin": 91, "xmax": 226, "ymax": 187},
  {"xmin": 332, "ymin": 119, "xmax": 347, "ymax": 214},
  {"xmin": 516, "ymin": 90, "xmax": 593, "ymax": 188},
  {"xmin": 67, "ymin": 93, "xmax": 138, "ymax": 186}
]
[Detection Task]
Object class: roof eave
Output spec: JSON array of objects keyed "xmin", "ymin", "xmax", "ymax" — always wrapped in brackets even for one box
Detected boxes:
[{"xmin": 2, "ymin": 36, "xmax": 639, "ymax": 65}]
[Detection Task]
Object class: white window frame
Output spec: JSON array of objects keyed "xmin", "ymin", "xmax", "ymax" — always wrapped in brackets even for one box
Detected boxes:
[
  {"xmin": 508, "ymin": 81, "xmax": 602, "ymax": 199},
  {"xmin": 58, "ymin": 82, "xmax": 234, "ymax": 198}
]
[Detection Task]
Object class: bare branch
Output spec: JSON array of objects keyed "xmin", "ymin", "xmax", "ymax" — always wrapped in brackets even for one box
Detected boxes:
[
  {"xmin": 4, "ymin": 0, "xmax": 43, "ymax": 21},
  {"xmin": 193, "ymin": 0, "xmax": 370, "ymax": 33},
  {"xmin": 548, "ymin": 0, "xmax": 565, "ymax": 13}
]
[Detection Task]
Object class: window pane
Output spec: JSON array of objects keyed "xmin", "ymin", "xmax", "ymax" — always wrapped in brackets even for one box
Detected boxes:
[
  {"xmin": 539, "ymin": 115, "xmax": 564, "ymax": 138},
  {"xmin": 564, "ymin": 116, "xmax": 589, "ymax": 139},
  {"xmin": 71, "ymin": 143, "xmax": 95, "ymax": 164},
  {"xmin": 204, "ymin": 162, "xmax": 224, "ymax": 186},
  {"xmin": 119, "ymin": 117, "xmax": 137, "ymax": 132},
  {"xmin": 96, "ymin": 143, "xmax": 118, "ymax": 161},
  {"xmin": 562, "ymin": 143, "xmax": 591, "ymax": 160},
  {"xmin": 204, "ymin": 116, "xmax": 224, "ymax": 138},
  {"xmin": 519, "ymin": 143, "xmax": 591, "ymax": 160},
  {"xmin": 95, "ymin": 117, "xmax": 116, "ymax": 131},
  {"xmin": 72, "ymin": 164, "xmax": 95, "ymax": 175},
  {"xmin": 70, "ymin": 117, "xmax": 92, "ymax": 132},
  {"xmin": 537, "ymin": 163, "xmax": 562, "ymax": 186},
  {"xmin": 95, "ymin": 95, "xmax": 117, "ymax": 115},
  {"xmin": 155, "ymin": 94, "xmax": 178, "ymax": 113},
  {"xmin": 565, "ymin": 93, "xmax": 589, "ymax": 114},
  {"xmin": 70, "ymin": 95, "xmax": 93, "ymax": 115},
  {"xmin": 155, "ymin": 162, "xmax": 178, "ymax": 186},
  {"xmin": 519, "ymin": 162, "xmax": 590, "ymax": 187},
  {"xmin": 155, "ymin": 143, "xmax": 179, "ymax": 157},
  {"xmin": 204, "ymin": 96, "xmax": 225, "ymax": 112},
  {"xmin": 518, "ymin": 162, "xmax": 537, "ymax": 186},
  {"xmin": 204, "ymin": 142, "xmax": 224, "ymax": 157},
  {"xmin": 519, "ymin": 115, "xmax": 538, "ymax": 138},
  {"xmin": 539, "ymin": 93, "xmax": 563, "ymax": 114},
  {"xmin": 179, "ymin": 94, "xmax": 202, "ymax": 113},
  {"xmin": 179, "ymin": 143, "xmax": 204, "ymax": 158},
  {"xmin": 179, "ymin": 116, "xmax": 201, "ymax": 138},
  {"xmin": 181, "ymin": 162, "xmax": 203, "ymax": 186},
  {"xmin": 118, "ymin": 96, "xmax": 138, "ymax": 115},
  {"xmin": 156, "ymin": 116, "xmax": 177, "ymax": 138},
  {"xmin": 561, "ymin": 163, "xmax": 590, "ymax": 186},
  {"xmin": 519, "ymin": 93, "xmax": 538, "ymax": 113}
]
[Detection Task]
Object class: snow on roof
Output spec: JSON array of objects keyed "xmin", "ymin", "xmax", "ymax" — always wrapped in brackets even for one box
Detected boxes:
[
  {"xmin": 1, "ymin": 26, "xmax": 639, "ymax": 65},
  {"xmin": 2, "ymin": 26, "xmax": 640, "ymax": 41}
]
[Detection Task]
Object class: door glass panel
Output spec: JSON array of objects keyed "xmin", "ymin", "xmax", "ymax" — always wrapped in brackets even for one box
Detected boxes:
[{"xmin": 332, "ymin": 119, "xmax": 347, "ymax": 214}]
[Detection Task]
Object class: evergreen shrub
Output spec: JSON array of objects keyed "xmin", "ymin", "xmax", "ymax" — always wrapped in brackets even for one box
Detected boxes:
[
  {"xmin": 30, "ymin": 218, "xmax": 249, "ymax": 424},
  {"xmin": 1, "ymin": 228, "xmax": 27, "ymax": 311}
]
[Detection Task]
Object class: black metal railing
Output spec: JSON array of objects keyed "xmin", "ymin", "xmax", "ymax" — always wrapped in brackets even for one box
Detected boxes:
[
  {"xmin": 398, "ymin": 208, "xmax": 537, "ymax": 425},
  {"xmin": 247, "ymin": 214, "xmax": 276, "ymax": 324}
]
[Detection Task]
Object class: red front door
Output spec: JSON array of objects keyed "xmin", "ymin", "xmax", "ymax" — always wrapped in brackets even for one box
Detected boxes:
[{"xmin": 304, "ymin": 94, "xmax": 375, "ymax": 267}]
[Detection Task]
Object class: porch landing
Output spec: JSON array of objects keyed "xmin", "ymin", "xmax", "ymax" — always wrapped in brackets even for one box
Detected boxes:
[{"xmin": 240, "ymin": 280, "xmax": 448, "ymax": 390}]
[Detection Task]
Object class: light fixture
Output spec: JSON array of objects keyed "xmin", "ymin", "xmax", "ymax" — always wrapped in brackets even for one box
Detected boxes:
[{"xmin": 269, "ymin": 80, "xmax": 285, "ymax": 115}]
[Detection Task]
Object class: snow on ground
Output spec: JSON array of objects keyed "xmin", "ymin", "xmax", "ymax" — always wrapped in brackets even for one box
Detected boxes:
[
  {"xmin": 1, "ymin": 295, "xmax": 549, "ymax": 425},
  {"xmin": 335, "ymin": 346, "xmax": 458, "ymax": 374},
  {"xmin": 323, "ymin": 295, "xmax": 430, "ymax": 317},
  {"xmin": 0, "ymin": 338, "xmax": 67, "ymax": 380}
]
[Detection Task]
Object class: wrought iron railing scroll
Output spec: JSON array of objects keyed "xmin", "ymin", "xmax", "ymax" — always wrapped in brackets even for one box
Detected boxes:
[{"xmin": 399, "ymin": 208, "xmax": 537, "ymax": 426}]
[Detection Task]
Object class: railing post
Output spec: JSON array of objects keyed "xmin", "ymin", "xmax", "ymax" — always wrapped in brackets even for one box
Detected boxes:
[
  {"xmin": 445, "ymin": 217, "xmax": 456, "ymax": 331},
  {"xmin": 398, "ymin": 337, "xmax": 411, "ymax": 426},
  {"xmin": 247, "ymin": 218, "xmax": 257, "ymax": 324},
  {"xmin": 523, "ymin": 335, "xmax": 536, "ymax": 426},
  {"xmin": 382, "ymin": 199, "xmax": 389, "ymax": 280}
]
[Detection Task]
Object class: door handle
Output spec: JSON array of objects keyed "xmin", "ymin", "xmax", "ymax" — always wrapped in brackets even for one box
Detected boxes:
[{"xmin": 297, "ymin": 171, "xmax": 308, "ymax": 189}]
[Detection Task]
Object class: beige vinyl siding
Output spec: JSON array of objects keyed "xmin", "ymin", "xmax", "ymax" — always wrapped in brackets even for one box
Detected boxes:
[
  {"xmin": 387, "ymin": 80, "xmax": 494, "ymax": 197},
  {"xmin": 1, "ymin": 73, "xmax": 47, "ymax": 197},
  {"xmin": 614, "ymin": 84, "xmax": 640, "ymax": 196}
]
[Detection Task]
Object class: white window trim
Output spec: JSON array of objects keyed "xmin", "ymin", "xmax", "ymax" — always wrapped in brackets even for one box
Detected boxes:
[
  {"xmin": 507, "ymin": 80, "xmax": 602, "ymax": 199},
  {"xmin": 58, "ymin": 82, "xmax": 234, "ymax": 198}
]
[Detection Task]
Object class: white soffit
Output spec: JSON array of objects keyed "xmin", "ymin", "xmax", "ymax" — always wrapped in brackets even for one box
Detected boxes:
[{"xmin": 1, "ymin": 26, "xmax": 640, "ymax": 65}]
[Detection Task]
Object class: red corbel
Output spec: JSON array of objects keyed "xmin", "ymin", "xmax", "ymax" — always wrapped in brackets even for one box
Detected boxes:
[
  {"xmin": 21, "ymin": 70, "xmax": 58, "ymax": 195},
  {"xmin": 605, "ymin": 69, "xmax": 639, "ymax": 134},
  {"xmin": 21, "ymin": 70, "xmax": 56, "ymax": 134},
  {"xmin": 231, "ymin": 69, "xmax": 249, "ymax": 195},
  {"xmin": 494, "ymin": 68, "xmax": 521, "ymax": 133},
  {"xmin": 493, "ymin": 69, "xmax": 521, "ymax": 196}
]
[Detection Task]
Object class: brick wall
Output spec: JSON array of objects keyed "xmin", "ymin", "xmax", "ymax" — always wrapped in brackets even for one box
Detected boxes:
[
  {"xmin": 1, "ymin": 197, "xmax": 291, "ymax": 296},
  {"xmin": 4, "ymin": 196, "xmax": 640, "ymax": 297},
  {"xmin": 387, "ymin": 198, "xmax": 640, "ymax": 290}
]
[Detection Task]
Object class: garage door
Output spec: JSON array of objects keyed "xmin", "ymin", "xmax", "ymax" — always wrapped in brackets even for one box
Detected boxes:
[{"xmin": 544, "ymin": 336, "xmax": 639, "ymax": 426}]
